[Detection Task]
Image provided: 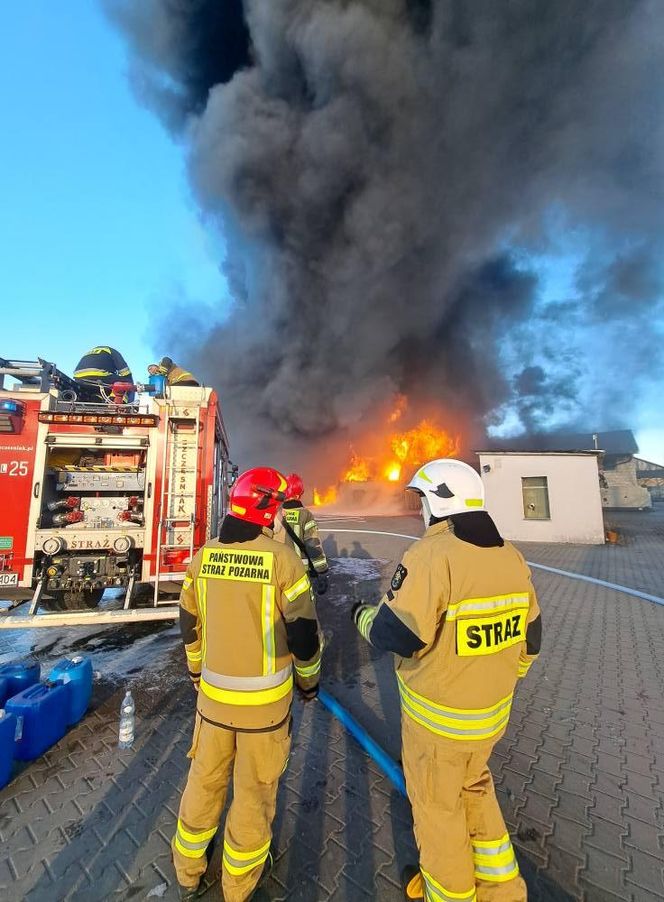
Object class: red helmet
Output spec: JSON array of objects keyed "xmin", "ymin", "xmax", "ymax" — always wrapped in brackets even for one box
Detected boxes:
[
  {"xmin": 229, "ymin": 467, "xmax": 288, "ymax": 526},
  {"xmin": 286, "ymin": 473, "xmax": 304, "ymax": 500}
]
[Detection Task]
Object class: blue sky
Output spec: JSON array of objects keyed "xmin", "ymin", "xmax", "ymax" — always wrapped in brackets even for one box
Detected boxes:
[
  {"xmin": 0, "ymin": 2, "xmax": 227, "ymax": 382},
  {"xmin": 0, "ymin": 3, "xmax": 661, "ymax": 463}
]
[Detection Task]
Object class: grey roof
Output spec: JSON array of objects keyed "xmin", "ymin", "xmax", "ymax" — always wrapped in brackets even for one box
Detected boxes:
[{"xmin": 486, "ymin": 429, "xmax": 638, "ymax": 455}]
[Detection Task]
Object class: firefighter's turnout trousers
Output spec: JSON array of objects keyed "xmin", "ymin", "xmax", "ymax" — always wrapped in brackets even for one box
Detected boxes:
[
  {"xmin": 173, "ymin": 716, "xmax": 290, "ymax": 902},
  {"xmin": 402, "ymin": 715, "xmax": 526, "ymax": 902}
]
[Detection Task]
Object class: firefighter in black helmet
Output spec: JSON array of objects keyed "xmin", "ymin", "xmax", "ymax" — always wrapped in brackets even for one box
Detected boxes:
[{"xmin": 73, "ymin": 346, "xmax": 134, "ymax": 402}]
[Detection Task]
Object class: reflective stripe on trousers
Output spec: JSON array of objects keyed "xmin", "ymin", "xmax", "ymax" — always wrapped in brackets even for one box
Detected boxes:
[
  {"xmin": 397, "ymin": 674, "xmax": 512, "ymax": 741},
  {"xmin": 472, "ymin": 833, "xmax": 520, "ymax": 883},
  {"xmin": 223, "ymin": 837, "xmax": 271, "ymax": 876},
  {"xmin": 174, "ymin": 819, "xmax": 217, "ymax": 859},
  {"xmin": 422, "ymin": 869, "xmax": 476, "ymax": 901}
]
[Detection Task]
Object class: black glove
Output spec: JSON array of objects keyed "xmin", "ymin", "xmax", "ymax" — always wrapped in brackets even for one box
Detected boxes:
[
  {"xmin": 297, "ymin": 683, "xmax": 319, "ymax": 703},
  {"xmin": 315, "ymin": 573, "xmax": 328, "ymax": 596},
  {"xmin": 351, "ymin": 601, "xmax": 366, "ymax": 625}
]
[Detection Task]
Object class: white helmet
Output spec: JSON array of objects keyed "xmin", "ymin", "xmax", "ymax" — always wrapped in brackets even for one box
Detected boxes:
[{"xmin": 407, "ymin": 458, "xmax": 485, "ymax": 526}]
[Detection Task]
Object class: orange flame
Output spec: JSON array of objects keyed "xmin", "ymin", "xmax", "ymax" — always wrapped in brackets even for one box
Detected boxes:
[
  {"xmin": 343, "ymin": 453, "xmax": 370, "ymax": 483},
  {"xmin": 311, "ymin": 398, "xmax": 460, "ymax": 507},
  {"xmin": 313, "ymin": 486, "xmax": 338, "ymax": 507}
]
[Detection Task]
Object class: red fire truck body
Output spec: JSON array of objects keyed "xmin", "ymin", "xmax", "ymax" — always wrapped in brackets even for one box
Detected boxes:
[{"xmin": 0, "ymin": 359, "xmax": 232, "ymax": 627}]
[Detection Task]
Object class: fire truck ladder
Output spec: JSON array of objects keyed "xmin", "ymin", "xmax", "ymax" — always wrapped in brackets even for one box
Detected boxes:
[
  {"xmin": 154, "ymin": 400, "xmax": 201, "ymax": 604},
  {"xmin": 0, "ymin": 357, "xmax": 77, "ymax": 393}
]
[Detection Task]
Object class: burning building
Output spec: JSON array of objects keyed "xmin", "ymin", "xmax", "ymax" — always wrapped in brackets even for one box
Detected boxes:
[{"xmin": 311, "ymin": 395, "xmax": 464, "ymax": 511}]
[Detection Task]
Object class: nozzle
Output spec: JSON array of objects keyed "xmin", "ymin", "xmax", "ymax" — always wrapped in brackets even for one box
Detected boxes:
[
  {"xmin": 119, "ymin": 510, "xmax": 144, "ymax": 525},
  {"xmin": 52, "ymin": 510, "xmax": 85, "ymax": 526},
  {"xmin": 47, "ymin": 496, "xmax": 81, "ymax": 512}
]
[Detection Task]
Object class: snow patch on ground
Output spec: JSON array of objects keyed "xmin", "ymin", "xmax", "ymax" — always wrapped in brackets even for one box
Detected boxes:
[{"xmin": 330, "ymin": 557, "xmax": 386, "ymax": 581}]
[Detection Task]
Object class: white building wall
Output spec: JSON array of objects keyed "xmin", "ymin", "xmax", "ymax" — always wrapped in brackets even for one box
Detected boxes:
[{"xmin": 478, "ymin": 453, "xmax": 605, "ymax": 544}]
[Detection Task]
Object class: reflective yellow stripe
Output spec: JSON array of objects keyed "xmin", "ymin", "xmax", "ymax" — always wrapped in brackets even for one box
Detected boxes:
[
  {"xmin": 177, "ymin": 821, "xmax": 217, "ymax": 844},
  {"xmin": 117, "ymin": 367, "xmax": 131, "ymax": 377},
  {"xmin": 357, "ymin": 606, "xmax": 377, "ymax": 641},
  {"xmin": 284, "ymin": 574, "xmax": 311, "ymax": 602},
  {"xmin": 174, "ymin": 836, "xmax": 204, "ymax": 858},
  {"xmin": 73, "ymin": 368, "xmax": 111, "ymax": 378},
  {"xmin": 446, "ymin": 593, "xmax": 529, "ymax": 621},
  {"xmin": 422, "ymin": 868, "xmax": 476, "ymax": 901},
  {"xmin": 304, "ymin": 520, "xmax": 316, "ymax": 532},
  {"xmin": 517, "ymin": 662, "xmax": 532, "ymax": 677},
  {"xmin": 186, "ymin": 648, "xmax": 202, "ymax": 662},
  {"xmin": 198, "ymin": 578, "xmax": 208, "ymax": 662},
  {"xmin": 397, "ymin": 674, "xmax": 512, "ymax": 741},
  {"xmin": 223, "ymin": 838, "xmax": 271, "ymax": 875},
  {"xmin": 173, "ymin": 370, "xmax": 194, "ymax": 383},
  {"xmin": 472, "ymin": 833, "xmax": 511, "ymax": 850},
  {"xmin": 262, "ymin": 584, "xmax": 276, "ymax": 676},
  {"xmin": 295, "ymin": 657, "xmax": 321, "ymax": 678},
  {"xmin": 182, "ymin": 576, "xmax": 193, "ymax": 590},
  {"xmin": 90, "ymin": 346, "xmax": 113, "ymax": 355},
  {"xmin": 472, "ymin": 833, "xmax": 519, "ymax": 882},
  {"xmin": 174, "ymin": 820, "xmax": 217, "ymax": 858},
  {"xmin": 200, "ymin": 673, "xmax": 293, "ymax": 706}
]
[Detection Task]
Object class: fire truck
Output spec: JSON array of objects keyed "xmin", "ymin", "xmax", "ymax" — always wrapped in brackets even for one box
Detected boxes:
[{"xmin": 0, "ymin": 358, "xmax": 234, "ymax": 628}]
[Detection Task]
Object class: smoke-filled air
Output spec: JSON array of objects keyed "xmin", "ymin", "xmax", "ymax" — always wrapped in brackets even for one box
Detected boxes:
[{"xmin": 105, "ymin": 0, "xmax": 664, "ymax": 484}]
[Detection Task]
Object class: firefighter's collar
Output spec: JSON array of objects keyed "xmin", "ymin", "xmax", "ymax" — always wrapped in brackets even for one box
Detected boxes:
[{"xmin": 424, "ymin": 520, "xmax": 452, "ymax": 538}]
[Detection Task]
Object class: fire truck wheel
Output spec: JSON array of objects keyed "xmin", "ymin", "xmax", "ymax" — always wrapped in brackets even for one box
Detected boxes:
[{"xmin": 44, "ymin": 588, "xmax": 105, "ymax": 611}]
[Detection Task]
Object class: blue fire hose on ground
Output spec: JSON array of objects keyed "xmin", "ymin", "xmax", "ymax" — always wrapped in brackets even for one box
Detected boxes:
[{"xmin": 318, "ymin": 689, "xmax": 407, "ymax": 797}]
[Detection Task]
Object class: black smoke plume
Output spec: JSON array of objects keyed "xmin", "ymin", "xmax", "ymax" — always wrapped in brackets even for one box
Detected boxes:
[{"xmin": 106, "ymin": 0, "xmax": 664, "ymax": 467}]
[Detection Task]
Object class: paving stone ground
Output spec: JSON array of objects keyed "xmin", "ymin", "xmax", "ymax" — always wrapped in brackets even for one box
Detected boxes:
[{"xmin": 1, "ymin": 506, "xmax": 664, "ymax": 900}]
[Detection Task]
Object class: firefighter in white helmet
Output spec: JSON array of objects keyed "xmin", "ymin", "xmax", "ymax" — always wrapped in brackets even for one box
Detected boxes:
[
  {"xmin": 173, "ymin": 466, "xmax": 322, "ymax": 902},
  {"xmin": 353, "ymin": 459, "xmax": 541, "ymax": 902}
]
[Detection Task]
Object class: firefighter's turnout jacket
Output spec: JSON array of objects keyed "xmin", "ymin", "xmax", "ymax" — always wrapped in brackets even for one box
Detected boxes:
[
  {"xmin": 158, "ymin": 362, "xmax": 199, "ymax": 386},
  {"xmin": 179, "ymin": 530, "xmax": 322, "ymax": 731},
  {"xmin": 356, "ymin": 515, "xmax": 541, "ymax": 901},
  {"xmin": 278, "ymin": 499, "xmax": 328, "ymax": 575},
  {"xmin": 73, "ymin": 346, "xmax": 133, "ymax": 386},
  {"xmin": 174, "ymin": 521, "xmax": 322, "ymax": 901}
]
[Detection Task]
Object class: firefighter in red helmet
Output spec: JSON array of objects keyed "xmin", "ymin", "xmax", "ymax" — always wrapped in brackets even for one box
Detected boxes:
[
  {"xmin": 274, "ymin": 472, "xmax": 329, "ymax": 595},
  {"xmin": 173, "ymin": 467, "xmax": 322, "ymax": 902}
]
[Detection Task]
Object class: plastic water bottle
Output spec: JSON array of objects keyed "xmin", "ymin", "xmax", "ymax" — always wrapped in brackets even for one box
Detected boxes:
[{"xmin": 118, "ymin": 690, "xmax": 135, "ymax": 749}]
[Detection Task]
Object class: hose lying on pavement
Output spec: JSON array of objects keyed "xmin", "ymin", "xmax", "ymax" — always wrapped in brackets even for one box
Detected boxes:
[{"xmin": 318, "ymin": 689, "xmax": 407, "ymax": 797}]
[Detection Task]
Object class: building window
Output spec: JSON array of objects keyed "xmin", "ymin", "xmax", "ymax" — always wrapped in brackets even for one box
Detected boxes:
[{"xmin": 522, "ymin": 476, "xmax": 551, "ymax": 519}]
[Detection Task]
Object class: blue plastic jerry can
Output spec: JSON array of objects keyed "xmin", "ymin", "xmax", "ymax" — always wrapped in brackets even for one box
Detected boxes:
[
  {"xmin": 48, "ymin": 656, "xmax": 93, "ymax": 726},
  {"xmin": 0, "ymin": 709, "xmax": 16, "ymax": 789},
  {"xmin": 0, "ymin": 662, "xmax": 40, "ymax": 698},
  {"xmin": 6, "ymin": 681, "xmax": 69, "ymax": 761}
]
